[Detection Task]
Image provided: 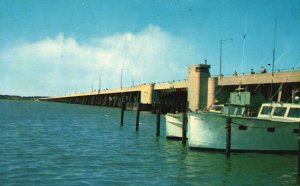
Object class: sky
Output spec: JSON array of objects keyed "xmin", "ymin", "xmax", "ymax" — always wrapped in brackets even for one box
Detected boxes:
[{"xmin": 0, "ymin": 0, "xmax": 299, "ymax": 96}]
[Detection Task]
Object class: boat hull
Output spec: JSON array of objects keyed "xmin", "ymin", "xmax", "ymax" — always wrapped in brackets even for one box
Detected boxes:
[{"xmin": 188, "ymin": 112, "xmax": 298, "ymax": 152}]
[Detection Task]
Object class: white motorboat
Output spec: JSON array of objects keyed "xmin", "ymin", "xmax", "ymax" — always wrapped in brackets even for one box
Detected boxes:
[
  {"xmin": 188, "ymin": 93, "xmax": 300, "ymax": 152},
  {"xmin": 165, "ymin": 105, "xmax": 224, "ymax": 139}
]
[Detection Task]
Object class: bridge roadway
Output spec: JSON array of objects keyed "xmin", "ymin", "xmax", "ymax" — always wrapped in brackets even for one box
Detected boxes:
[
  {"xmin": 40, "ymin": 69, "xmax": 300, "ymax": 113},
  {"xmin": 40, "ymin": 80, "xmax": 188, "ymax": 113},
  {"xmin": 43, "ymin": 80, "xmax": 188, "ymax": 99}
]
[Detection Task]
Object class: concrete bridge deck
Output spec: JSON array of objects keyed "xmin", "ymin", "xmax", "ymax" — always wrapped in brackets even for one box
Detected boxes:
[
  {"xmin": 40, "ymin": 66, "xmax": 300, "ymax": 113},
  {"xmin": 42, "ymin": 70, "xmax": 299, "ymax": 100},
  {"xmin": 40, "ymin": 80, "xmax": 188, "ymax": 100}
]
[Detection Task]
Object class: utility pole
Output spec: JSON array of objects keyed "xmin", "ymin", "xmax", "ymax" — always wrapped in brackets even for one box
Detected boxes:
[{"xmin": 272, "ymin": 18, "xmax": 277, "ymax": 77}]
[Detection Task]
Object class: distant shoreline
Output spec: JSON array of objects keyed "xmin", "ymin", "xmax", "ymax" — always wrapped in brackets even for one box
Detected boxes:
[{"xmin": 0, "ymin": 95, "xmax": 47, "ymax": 101}]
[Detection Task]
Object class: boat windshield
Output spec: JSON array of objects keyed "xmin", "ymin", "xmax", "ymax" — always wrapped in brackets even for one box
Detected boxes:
[
  {"xmin": 260, "ymin": 106, "xmax": 273, "ymax": 115},
  {"xmin": 273, "ymin": 107, "xmax": 287, "ymax": 117},
  {"xmin": 287, "ymin": 108, "xmax": 300, "ymax": 118},
  {"xmin": 211, "ymin": 105, "xmax": 223, "ymax": 111}
]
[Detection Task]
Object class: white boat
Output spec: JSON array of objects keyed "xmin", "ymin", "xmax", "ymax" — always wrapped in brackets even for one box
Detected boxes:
[
  {"xmin": 188, "ymin": 100, "xmax": 300, "ymax": 152},
  {"xmin": 165, "ymin": 113, "xmax": 184, "ymax": 139},
  {"xmin": 165, "ymin": 105, "xmax": 223, "ymax": 139}
]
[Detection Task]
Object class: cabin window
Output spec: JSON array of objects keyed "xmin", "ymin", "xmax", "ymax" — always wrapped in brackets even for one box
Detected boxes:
[
  {"xmin": 234, "ymin": 107, "xmax": 244, "ymax": 116},
  {"xmin": 214, "ymin": 106, "xmax": 223, "ymax": 111},
  {"xmin": 273, "ymin": 107, "xmax": 287, "ymax": 117},
  {"xmin": 287, "ymin": 108, "xmax": 300, "ymax": 118},
  {"xmin": 260, "ymin": 106, "xmax": 273, "ymax": 115}
]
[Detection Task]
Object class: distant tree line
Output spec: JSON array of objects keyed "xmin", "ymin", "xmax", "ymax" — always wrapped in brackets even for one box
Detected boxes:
[{"xmin": 0, "ymin": 95, "xmax": 47, "ymax": 101}]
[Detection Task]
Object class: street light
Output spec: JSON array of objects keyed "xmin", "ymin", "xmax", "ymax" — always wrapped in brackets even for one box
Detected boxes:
[
  {"xmin": 219, "ymin": 38, "xmax": 233, "ymax": 78},
  {"xmin": 120, "ymin": 68, "xmax": 128, "ymax": 89},
  {"xmin": 98, "ymin": 72, "xmax": 101, "ymax": 94}
]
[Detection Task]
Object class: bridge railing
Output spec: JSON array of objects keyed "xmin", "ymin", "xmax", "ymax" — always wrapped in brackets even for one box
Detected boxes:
[{"xmin": 212, "ymin": 67, "xmax": 300, "ymax": 78}]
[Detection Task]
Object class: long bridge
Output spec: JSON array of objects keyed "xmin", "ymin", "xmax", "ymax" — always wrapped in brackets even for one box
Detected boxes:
[
  {"xmin": 41, "ymin": 79, "xmax": 188, "ymax": 113},
  {"xmin": 40, "ymin": 64, "xmax": 300, "ymax": 113}
]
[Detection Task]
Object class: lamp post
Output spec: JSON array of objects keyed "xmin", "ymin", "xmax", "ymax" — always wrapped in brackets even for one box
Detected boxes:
[
  {"xmin": 120, "ymin": 69, "xmax": 123, "ymax": 89},
  {"xmin": 272, "ymin": 18, "xmax": 277, "ymax": 77},
  {"xmin": 120, "ymin": 68, "xmax": 128, "ymax": 89},
  {"xmin": 98, "ymin": 72, "xmax": 101, "ymax": 93},
  {"xmin": 219, "ymin": 38, "xmax": 233, "ymax": 78}
]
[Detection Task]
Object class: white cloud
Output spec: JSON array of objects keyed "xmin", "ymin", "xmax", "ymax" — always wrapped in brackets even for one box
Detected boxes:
[{"xmin": 0, "ymin": 25, "xmax": 200, "ymax": 96}]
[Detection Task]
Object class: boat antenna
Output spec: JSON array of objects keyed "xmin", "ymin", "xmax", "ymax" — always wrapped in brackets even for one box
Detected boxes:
[{"xmin": 241, "ymin": 14, "xmax": 247, "ymax": 74}]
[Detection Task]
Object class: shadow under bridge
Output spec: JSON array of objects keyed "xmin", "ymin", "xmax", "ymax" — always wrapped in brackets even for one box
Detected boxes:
[{"xmin": 152, "ymin": 88, "xmax": 187, "ymax": 114}]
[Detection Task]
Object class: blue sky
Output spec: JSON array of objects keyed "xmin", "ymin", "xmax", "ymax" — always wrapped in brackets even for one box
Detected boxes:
[{"xmin": 0, "ymin": 0, "xmax": 299, "ymax": 96}]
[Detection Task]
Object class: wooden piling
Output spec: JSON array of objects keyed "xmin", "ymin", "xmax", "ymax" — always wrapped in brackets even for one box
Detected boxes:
[
  {"xmin": 120, "ymin": 101, "xmax": 125, "ymax": 127},
  {"xmin": 156, "ymin": 103, "xmax": 161, "ymax": 136},
  {"xmin": 136, "ymin": 103, "xmax": 140, "ymax": 131},
  {"xmin": 182, "ymin": 104, "xmax": 187, "ymax": 145},
  {"xmin": 298, "ymin": 122, "xmax": 300, "ymax": 177},
  {"xmin": 226, "ymin": 117, "xmax": 232, "ymax": 156}
]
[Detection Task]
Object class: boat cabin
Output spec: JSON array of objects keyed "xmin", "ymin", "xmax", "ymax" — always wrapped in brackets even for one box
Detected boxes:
[
  {"xmin": 257, "ymin": 103, "xmax": 300, "ymax": 121},
  {"xmin": 220, "ymin": 91, "xmax": 265, "ymax": 117}
]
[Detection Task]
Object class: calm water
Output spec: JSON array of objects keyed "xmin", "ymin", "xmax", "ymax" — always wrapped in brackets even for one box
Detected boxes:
[{"xmin": 0, "ymin": 100, "xmax": 298, "ymax": 185}]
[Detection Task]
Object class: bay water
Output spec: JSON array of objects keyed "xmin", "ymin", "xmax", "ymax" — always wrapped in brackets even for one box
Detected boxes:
[{"xmin": 0, "ymin": 100, "xmax": 298, "ymax": 185}]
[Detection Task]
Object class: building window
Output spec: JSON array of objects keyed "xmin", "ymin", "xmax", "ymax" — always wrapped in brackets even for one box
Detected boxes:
[{"xmin": 195, "ymin": 67, "xmax": 209, "ymax": 73}]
